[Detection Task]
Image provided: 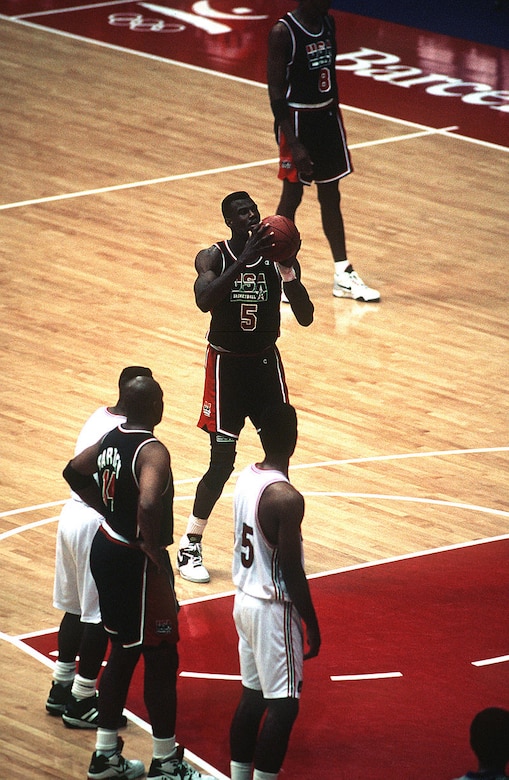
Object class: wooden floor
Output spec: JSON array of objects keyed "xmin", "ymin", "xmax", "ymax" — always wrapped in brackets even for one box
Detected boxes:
[{"xmin": 1, "ymin": 15, "xmax": 508, "ymax": 780}]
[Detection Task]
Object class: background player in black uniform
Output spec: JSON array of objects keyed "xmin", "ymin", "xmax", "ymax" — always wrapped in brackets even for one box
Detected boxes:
[
  {"xmin": 452, "ymin": 707, "xmax": 509, "ymax": 780},
  {"xmin": 46, "ymin": 365, "xmax": 152, "ymax": 730},
  {"xmin": 267, "ymin": 0, "xmax": 380, "ymax": 302},
  {"xmin": 63, "ymin": 375, "xmax": 212, "ymax": 780},
  {"xmin": 177, "ymin": 191, "xmax": 314, "ymax": 584}
]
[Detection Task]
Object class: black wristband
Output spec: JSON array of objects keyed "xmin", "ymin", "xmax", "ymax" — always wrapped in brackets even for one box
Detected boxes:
[{"xmin": 270, "ymin": 97, "xmax": 290, "ymax": 122}]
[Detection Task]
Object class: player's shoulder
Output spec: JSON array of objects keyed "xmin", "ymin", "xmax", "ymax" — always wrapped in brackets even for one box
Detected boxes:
[
  {"xmin": 266, "ymin": 478, "xmax": 303, "ymax": 505},
  {"xmin": 269, "ymin": 16, "xmax": 292, "ymax": 41},
  {"xmin": 139, "ymin": 435, "xmax": 171, "ymax": 463},
  {"xmin": 195, "ymin": 242, "xmax": 223, "ymax": 271},
  {"xmin": 201, "ymin": 242, "xmax": 224, "ymax": 259}
]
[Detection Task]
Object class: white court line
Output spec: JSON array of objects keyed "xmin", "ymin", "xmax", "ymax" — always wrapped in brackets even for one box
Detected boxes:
[
  {"xmin": 472, "ymin": 654, "xmax": 509, "ymax": 667},
  {"xmin": 288, "ymin": 445, "xmax": 509, "ymax": 471},
  {"xmin": 2, "ymin": 491, "xmax": 508, "ymax": 543},
  {"xmin": 4, "ymin": 8, "xmax": 508, "ymax": 154},
  {"xmin": 0, "ymin": 632, "xmax": 227, "ymax": 778},
  {"xmin": 0, "ymin": 500, "xmax": 66, "ymax": 518},
  {"xmin": 301, "ymin": 495, "xmax": 509, "ymax": 520},
  {"xmin": 307, "ymin": 532, "xmax": 509, "ymax": 581},
  {"xmin": 14, "ymin": 0, "xmax": 138, "ymax": 17},
  {"xmin": 0, "ymin": 126, "xmax": 458, "ymax": 212},
  {"xmin": 331, "ymin": 672, "xmax": 403, "ymax": 681},
  {"xmin": 0, "ymin": 475, "xmax": 203, "ymax": 520},
  {"xmin": 2, "ymin": 444, "xmax": 505, "ymax": 519},
  {"xmin": 180, "ymin": 671, "xmax": 242, "ymax": 681},
  {"xmin": 344, "ymin": 103, "xmax": 508, "ymax": 153},
  {"xmin": 1, "ymin": 446, "xmax": 507, "ymax": 532},
  {"xmin": 0, "ymin": 515, "xmax": 61, "ymax": 541},
  {"xmin": 0, "ymin": 158, "xmax": 279, "ymax": 211},
  {"xmin": 5, "ymin": 535, "xmax": 507, "ymax": 715}
]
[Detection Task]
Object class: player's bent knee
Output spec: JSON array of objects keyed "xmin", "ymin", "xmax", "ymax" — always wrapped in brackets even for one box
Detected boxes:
[{"xmin": 203, "ymin": 443, "xmax": 236, "ymax": 494}]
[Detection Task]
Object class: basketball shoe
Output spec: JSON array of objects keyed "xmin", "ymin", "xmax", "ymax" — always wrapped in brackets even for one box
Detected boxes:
[
  {"xmin": 147, "ymin": 746, "xmax": 214, "ymax": 779},
  {"xmin": 62, "ymin": 693, "xmax": 128, "ymax": 729},
  {"xmin": 176, "ymin": 539, "xmax": 210, "ymax": 583},
  {"xmin": 333, "ymin": 269, "xmax": 380, "ymax": 302},
  {"xmin": 46, "ymin": 681, "xmax": 72, "ymax": 715},
  {"xmin": 87, "ymin": 737, "xmax": 144, "ymax": 779}
]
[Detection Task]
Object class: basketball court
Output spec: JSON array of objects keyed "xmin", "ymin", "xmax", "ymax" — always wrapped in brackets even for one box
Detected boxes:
[{"xmin": 0, "ymin": 1, "xmax": 507, "ymax": 778}]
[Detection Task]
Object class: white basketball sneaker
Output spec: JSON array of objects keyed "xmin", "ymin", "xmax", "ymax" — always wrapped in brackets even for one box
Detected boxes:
[
  {"xmin": 333, "ymin": 269, "xmax": 380, "ymax": 302},
  {"xmin": 176, "ymin": 539, "xmax": 210, "ymax": 583}
]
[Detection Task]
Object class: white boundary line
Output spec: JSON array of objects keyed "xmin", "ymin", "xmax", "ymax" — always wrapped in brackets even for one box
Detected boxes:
[
  {"xmin": 2, "ymin": 446, "xmax": 508, "ymax": 535},
  {"xmin": 180, "ymin": 671, "xmax": 242, "ymax": 681},
  {"xmin": 0, "ymin": 631, "xmax": 229, "ymax": 777},
  {"xmin": 8, "ymin": 493, "xmax": 508, "ymax": 542},
  {"xmin": 472, "ymin": 654, "xmax": 509, "ymax": 667},
  {"xmin": 307, "ymin": 532, "xmax": 509, "ymax": 581},
  {"xmin": 331, "ymin": 672, "xmax": 403, "ymax": 681},
  {"xmin": 0, "ymin": 500, "xmax": 66, "ymax": 518},
  {"xmin": 6, "ymin": 533, "xmax": 508, "ymax": 665},
  {"xmin": 0, "ymin": 125, "xmax": 461, "ymax": 212},
  {"xmin": 17, "ymin": 0, "xmax": 158, "ymax": 17},
  {"xmin": 0, "ymin": 9, "xmax": 505, "ymax": 157}
]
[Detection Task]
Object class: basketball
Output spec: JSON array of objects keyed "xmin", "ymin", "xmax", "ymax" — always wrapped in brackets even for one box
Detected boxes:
[{"xmin": 261, "ymin": 215, "xmax": 301, "ymax": 266}]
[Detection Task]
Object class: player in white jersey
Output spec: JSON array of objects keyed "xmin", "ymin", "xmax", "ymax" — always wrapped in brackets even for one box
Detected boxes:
[
  {"xmin": 46, "ymin": 366, "xmax": 153, "ymax": 729},
  {"xmin": 230, "ymin": 403, "xmax": 320, "ymax": 780}
]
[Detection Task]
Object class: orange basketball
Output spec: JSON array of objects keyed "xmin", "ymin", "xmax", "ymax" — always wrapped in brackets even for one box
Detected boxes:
[{"xmin": 261, "ymin": 215, "xmax": 301, "ymax": 265}]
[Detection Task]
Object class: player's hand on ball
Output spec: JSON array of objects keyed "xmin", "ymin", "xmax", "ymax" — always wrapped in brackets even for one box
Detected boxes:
[
  {"xmin": 260, "ymin": 215, "xmax": 300, "ymax": 264},
  {"xmin": 240, "ymin": 222, "xmax": 275, "ymax": 265}
]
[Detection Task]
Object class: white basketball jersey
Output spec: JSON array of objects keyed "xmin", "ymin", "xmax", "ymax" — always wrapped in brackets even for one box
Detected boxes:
[
  {"xmin": 70, "ymin": 406, "xmax": 126, "ymax": 501},
  {"xmin": 233, "ymin": 463, "xmax": 300, "ymax": 601},
  {"xmin": 74, "ymin": 406, "xmax": 125, "ymax": 455}
]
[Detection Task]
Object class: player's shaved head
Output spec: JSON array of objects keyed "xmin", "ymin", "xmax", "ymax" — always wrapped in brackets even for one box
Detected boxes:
[
  {"xmin": 122, "ymin": 376, "xmax": 163, "ymax": 427},
  {"xmin": 221, "ymin": 191, "xmax": 252, "ymax": 219}
]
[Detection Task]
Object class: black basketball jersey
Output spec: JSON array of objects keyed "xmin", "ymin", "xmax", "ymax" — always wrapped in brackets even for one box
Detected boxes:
[
  {"xmin": 207, "ymin": 240, "xmax": 281, "ymax": 354},
  {"xmin": 280, "ymin": 11, "xmax": 338, "ymax": 109},
  {"xmin": 96, "ymin": 425, "xmax": 174, "ymax": 545}
]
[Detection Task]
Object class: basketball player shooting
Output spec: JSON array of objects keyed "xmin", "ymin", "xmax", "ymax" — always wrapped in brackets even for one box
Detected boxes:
[{"xmin": 176, "ymin": 191, "xmax": 314, "ymax": 584}]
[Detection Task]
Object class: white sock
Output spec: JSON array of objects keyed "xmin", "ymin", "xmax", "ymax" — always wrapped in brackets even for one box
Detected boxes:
[
  {"xmin": 181, "ymin": 514, "xmax": 208, "ymax": 544},
  {"xmin": 253, "ymin": 770, "xmax": 278, "ymax": 780},
  {"xmin": 95, "ymin": 728, "xmax": 118, "ymax": 756},
  {"xmin": 71, "ymin": 673, "xmax": 96, "ymax": 700},
  {"xmin": 334, "ymin": 260, "xmax": 350, "ymax": 276},
  {"xmin": 53, "ymin": 661, "xmax": 75, "ymax": 685},
  {"xmin": 230, "ymin": 761, "xmax": 252, "ymax": 780},
  {"xmin": 152, "ymin": 735, "xmax": 176, "ymax": 760}
]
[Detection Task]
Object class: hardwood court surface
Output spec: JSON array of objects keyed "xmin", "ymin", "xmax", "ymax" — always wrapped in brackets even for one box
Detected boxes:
[{"xmin": 1, "ymin": 6, "xmax": 508, "ymax": 779}]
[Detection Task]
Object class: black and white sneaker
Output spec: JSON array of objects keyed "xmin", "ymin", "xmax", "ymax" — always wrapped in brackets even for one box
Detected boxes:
[
  {"xmin": 87, "ymin": 737, "xmax": 144, "ymax": 779},
  {"xmin": 46, "ymin": 681, "xmax": 72, "ymax": 715},
  {"xmin": 148, "ymin": 745, "xmax": 214, "ymax": 779},
  {"xmin": 63, "ymin": 693, "xmax": 128, "ymax": 729},
  {"xmin": 176, "ymin": 541, "xmax": 210, "ymax": 584}
]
